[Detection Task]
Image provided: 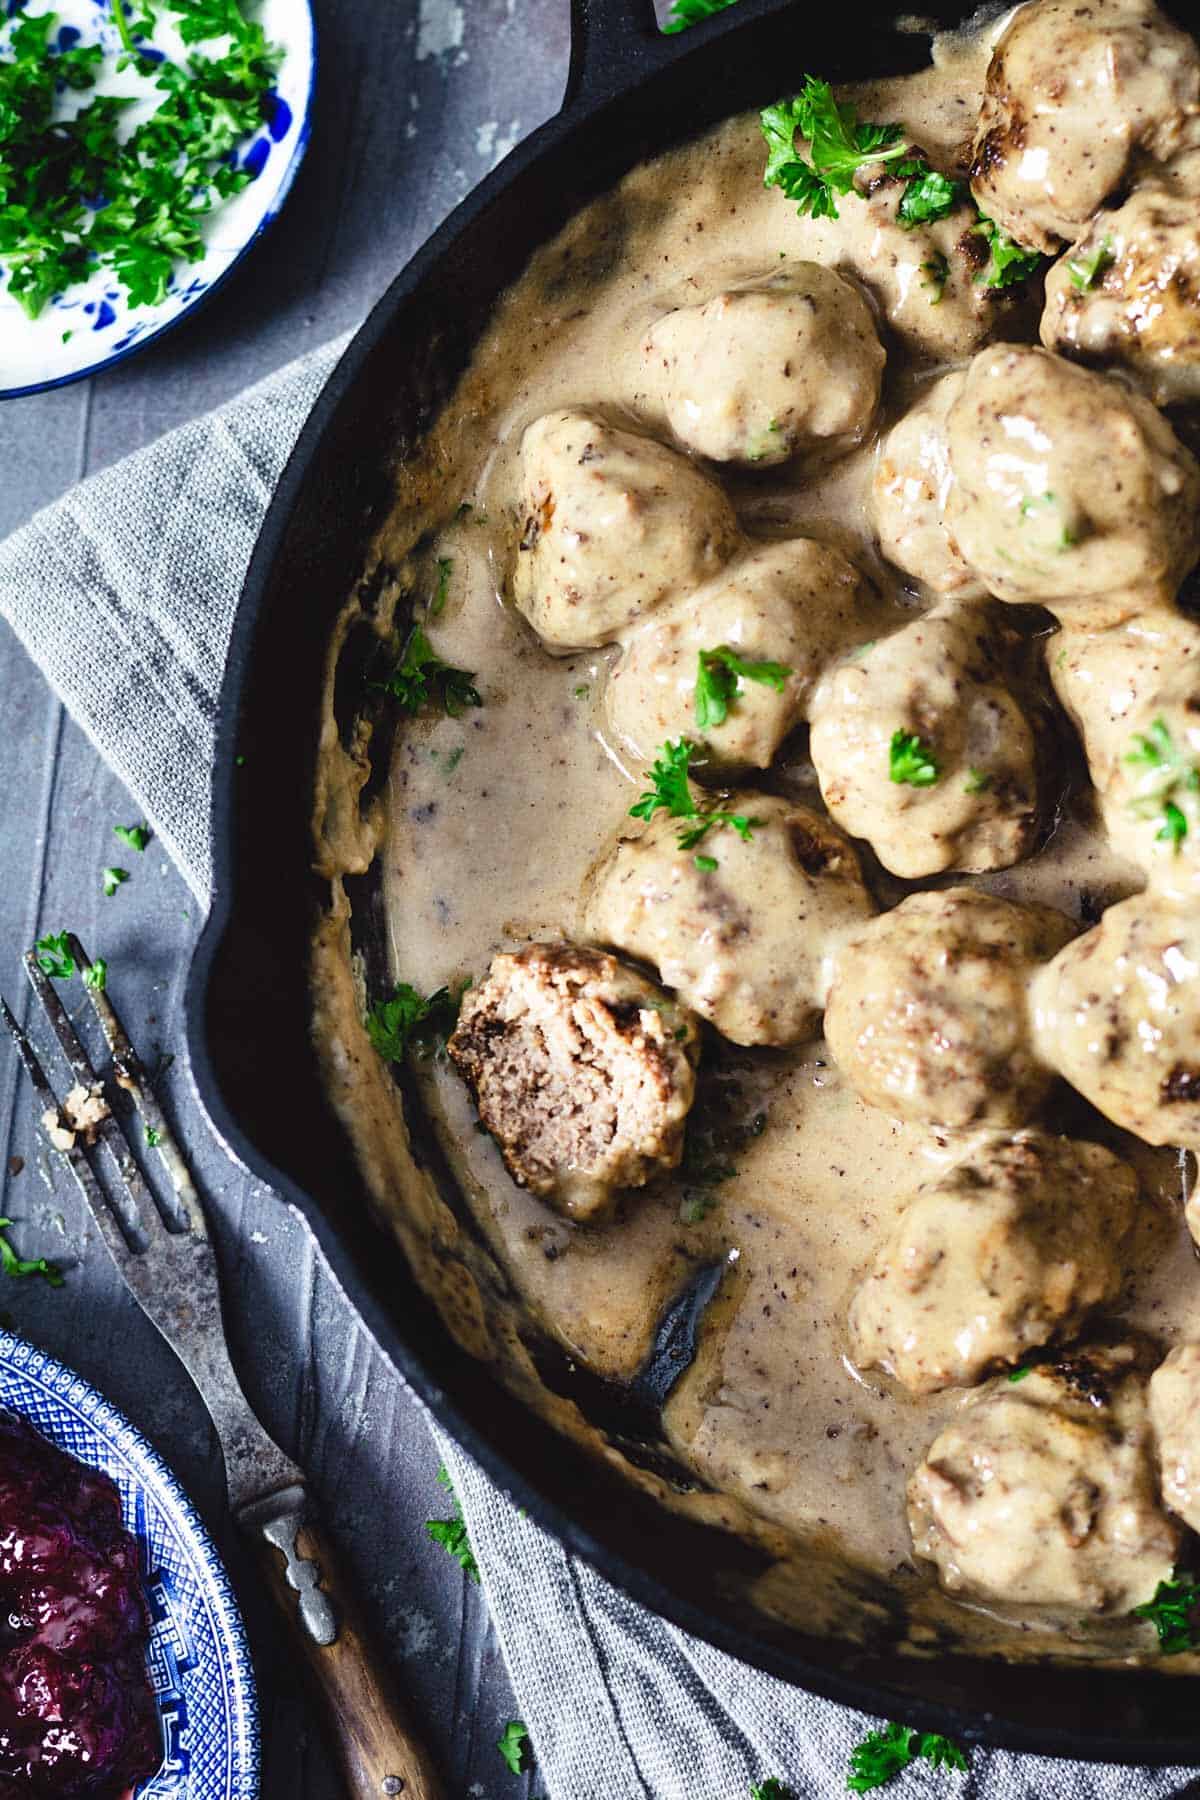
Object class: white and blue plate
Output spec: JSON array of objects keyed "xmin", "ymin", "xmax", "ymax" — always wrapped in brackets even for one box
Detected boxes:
[
  {"xmin": 0, "ymin": 0, "xmax": 315, "ymax": 398},
  {"xmin": 0, "ymin": 1331, "xmax": 260, "ymax": 1799}
]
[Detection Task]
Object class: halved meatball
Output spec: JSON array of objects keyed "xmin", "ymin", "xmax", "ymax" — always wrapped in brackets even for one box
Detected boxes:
[
  {"xmin": 908, "ymin": 1344, "xmax": 1181, "ymax": 1612},
  {"xmin": 807, "ymin": 604, "xmax": 1038, "ymax": 879},
  {"xmin": 945, "ymin": 345, "xmax": 1200, "ymax": 610},
  {"xmin": 970, "ymin": 0, "xmax": 1200, "ymax": 254},
  {"xmin": 850, "ymin": 1133, "xmax": 1136, "ymax": 1395},
  {"xmin": 1049, "ymin": 605, "xmax": 1200, "ymax": 900},
  {"xmin": 1031, "ymin": 894, "xmax": 1200, "ymax": 1152},
  {"xmin": 1149, "ymin": 1343, "xmax": 1200, "ymax": 1533},
  {"xmin": 825, "ymin": 888, "xmax": 1073, "ymax": 1130},
  {"xmin": 871, "ymin": 372, "xmax": 987, "ymax": 600},
  {"xmin": 511, "ymin": 410, "xmax": 741, "ymax": 651},
  {"xmin": 604, "ymin": 539, "xmax": 875, "ymax": 774},
  {"xmin": 584, "ymin": 793, "xmax": 873, "ymax": 1047},
  {"xmin": 641, "ymin": 266, "xmax": 884, "ymax": 466},
  {"xmin": 1041, "ymin": 182, "xmax": 1200, "ymax": 406},
  {"xmin": 447, "ymin": 943, "xmax": 700, "ymax": 1222}
]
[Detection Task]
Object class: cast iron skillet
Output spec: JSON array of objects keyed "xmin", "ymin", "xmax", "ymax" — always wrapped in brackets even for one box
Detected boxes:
[{"xmin": 187, "ymin": 0, "xmax": 1200, "ymax": 1767}]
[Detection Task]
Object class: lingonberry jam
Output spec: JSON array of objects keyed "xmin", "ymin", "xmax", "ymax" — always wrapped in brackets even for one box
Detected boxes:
[{"xmin": 0, "ymin": 1410, "xmax": 160, "ymax": 1796}]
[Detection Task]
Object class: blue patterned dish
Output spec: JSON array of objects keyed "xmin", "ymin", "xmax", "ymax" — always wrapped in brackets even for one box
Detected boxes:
[
  {"xmin": 0, "ymin": 0, "xmax": 315, "ymax": 400},
  {"xmin": 0, "ymin": 1331, "xmax": 259, "ymax": 1800}
]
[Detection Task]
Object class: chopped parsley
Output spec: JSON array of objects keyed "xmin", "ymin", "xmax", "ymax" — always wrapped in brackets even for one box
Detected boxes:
[
  {"xmin": 377, "ymin": 624, "xmax": 481, "ymax": 718},
  {"xmin": 1019, "ymin": 490, "xmax": 1077, "ymax": 551},
  {"xmin": 0, "ymin": 0, "xmax": 281, "ymax": 319},
  {"xmin": 0, "ymin": 1219, "xmax": 63, "ymax": 1288},
  {"xmin": 1067, "ymin": 234, "xmax": 1114, "ymax": 292},
  {"xmin": 102, "ymin": 866, "xmax": 130, "ymax": 897},
  {"xmin": 963, "ymin": 767, "xmax": 991, "ymax": 795},
  {"xmin": 1124, "ymin": 717, "xmax": 1198, "ymax": 853},
  {"xmin": 695, "ymin": 645, "xmax": 791, "ymax": 730},
  {"xmin": 430, "ymin": 557, "xmax": 453, "ymax": 618},
  {"xmin": 694, "ymin": 853, "xmax": 719, "ymax": 873},
  {"xmin": 496, "ymin": 1719, "xmax": 531, "ymax": 1775},
  {"xmin": 366, "ymin": 982, "xmax": 466, "ymax": 1063},
  {"xmin": 145, "ymin": 1125, "xmax": 163, "ymax": 1148},
  {"xmin": 424, "ymin": 1465, "xmax": 480, "ymax": 1582},
  {"xmin": 114, "ymin": 823, "xmax": 151, "ymax": 853},
  {"xmin": 1007, "ymin": 1364, "xmax": 1032, "ymax": 1383},
  {"xmin": 573, "ymin": 683, "xmax": 590, "ymax": 699},
  {"xmin": 972, "ymin": 214, "xmax": 1044, "ymax": 289},
  {"xmin": 679, "ymin": 1104, "xmax": 765, "ymax": 1223},
  {"xmin": 848, "ymin": 1721, "xmax": 968, "ymax": 1792},
  {"xmin": 1132, "ymin": 1573, "xmax": 1200, "ymax": 1653},
  {"xmin": 83, "ymin": 958, "xmax": 108, "ymax": 993},
  {"xmin": 920, "ymin": 251, "xmax": 949, "ymax": 303},
  {"xmin": 889, "ymin": 729, "xmax": 939, "ymax": 788},
  {"xmin": 630, "ymin": 738, "xmax": 761, "ymax": 854},
  {"xmin": 663, "ymin": 0, "xmax": 740, "ymax": 29},
  {"xmin": 761, "ymin": 78, "xmax": 962, "ymax": 226},
  {"xmin": 34, "ymin": 932, "xmax": 75, "ymax": 980},
  {"xmin": 750, "ymin": 1783, "xmax": 792, "ymax": 1800}
]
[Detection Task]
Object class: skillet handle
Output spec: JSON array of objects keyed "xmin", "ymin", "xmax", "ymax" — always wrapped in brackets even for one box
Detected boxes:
[{"xmin": 564, "ymin": 0, "xmax": 673, "ymax": 108}]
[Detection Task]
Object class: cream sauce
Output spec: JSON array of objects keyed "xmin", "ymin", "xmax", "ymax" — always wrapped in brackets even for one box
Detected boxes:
[{"xmin": 311, "ymin": 19, "xmax": 1200, "ymax": 1661}]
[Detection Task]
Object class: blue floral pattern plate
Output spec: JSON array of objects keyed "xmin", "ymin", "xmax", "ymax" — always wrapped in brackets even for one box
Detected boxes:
[
  {"xmin": 0, "ymin": 1331, "xmax": 260, "ymax": 1799},
  {"xmin": 0, "ymin": 0, "xmax": 315, "ymax": 399}
]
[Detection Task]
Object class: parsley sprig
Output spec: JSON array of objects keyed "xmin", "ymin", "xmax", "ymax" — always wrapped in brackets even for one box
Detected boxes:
[
  {"xmin": 366, "ymin": 982, "xmax": 466, "ymax": 1063},
  {"xmin": 972, "ymin": 214, "xmax": 1044, "ymax": 289},
  {"xmin": 0, "ymin": 1218, "xmax": 64, "ymax": 1289},
  {"xmin": 0, "ymin": 0, "xmax": 281, "ymax": 318},
  {"xmin": 889, "ymin": 729, "xmax": 939, "ymax": 788},
  {"xmin": 695, "ymin": 645, "xmax": 791, "ymax": 730},
  {"xmin": 377, "ymin": 624, "xmax": 481, "ymax": 718},
  {"xmin": 424, "ymin": 1465, "xmax": 480, "ymax": 1582},
  {"xmin": 662, "ymin": 0, "xmax": 740, "ymax": 30},
  {"xmin": 496, "ymin": 1719, "xmax": 531, "ymax": 1775},
  {"xmin": 1133, "ymin": 1573, "xmax": 1200, "ymax": 1653},
  {"xmin": 630, "ymin": 738, "xmax": 762, "ymax": 862},
  {"xmin": 761, "ymin": 77, "xmax": 963, "ymax": 227},
  {"xmin": 1125, "ymin": 717, "xmax": 1198, "ymax": 853},
  {"xmin": 848, "ymin": 1721, "xmax": 968, "ymax": 1792}
]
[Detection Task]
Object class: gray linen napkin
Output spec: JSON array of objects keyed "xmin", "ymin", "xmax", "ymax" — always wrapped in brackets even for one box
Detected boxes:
[{"xmin": 1, "ymin": 342, "xmax": 1196, "ymax": 1800}]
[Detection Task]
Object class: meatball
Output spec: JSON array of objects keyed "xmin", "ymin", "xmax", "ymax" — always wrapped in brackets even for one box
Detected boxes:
[
  {"xmin": 871, "ymin": 372, "xmax": 987, "ymax": 600},
  {"xmin": 604, "ymin": 540, "xmax": 874, "ymax": 774},
  {"xmin": 945, "ymin": 345, "xmax": 1200, "ymax": 609},
  {"xmin": 1041, "ymin": 182, "xmax": 1200, "ymax": 407},
  {"xmin": 584, "ymin": 794, "xmax": 873, "ymax": 1047},
  {"xmin": 807, "ymin": 604, "xmax": 1039, "ymax": 879},
  {"xmin": 825, "ymin": 888, "xmax": 1073, "ymax": 1130},
  {"xmin": 1050, "ymin": 606, "xmax": 1200, "ymax": 900},
  {"xmin": 1031, "ymin": 894, "xmax": 1200, "ymax": 1152},
  {"xmin": 970, "ymin": 0, "xmax": 1200, "ymax": 254},
  {"xmin": 908, "ymin": 1344, "xmax": 1181, "ymax": 1612},
  {"xmin": 850, "ymin": 1134, "xmax": 1136, "ymax": 1395},
  {"xmin": 446, "ymin": 942, "xmax": 700, "ymax": 1222},
  {"xmin": 641, "ymin": 266, "xmax": 884, "ymax": 466},
  {"xmin": 511, "ymin": 409, "xmax": 741, "ymax": 651},
  {"xmin": 1149, "ymin": 1343, "xmax": 1200, "ymax": 1534}
]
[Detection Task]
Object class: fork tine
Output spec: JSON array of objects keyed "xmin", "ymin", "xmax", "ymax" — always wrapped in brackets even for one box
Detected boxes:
[
  {"xmin": 67, "ymin": 935, "xmax": 206, "ymax": 1238},
  {"xmin": 22, "ymin": 953, "xmax": 165, "ymax": 1245},
  {"xmin": 0, "ymin": 995, "xmax": 136, "ymax": 1272}
]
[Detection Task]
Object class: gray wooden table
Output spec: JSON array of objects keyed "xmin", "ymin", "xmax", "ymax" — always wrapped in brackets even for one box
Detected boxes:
[{"xmin": 0, "ymin": 2, "xmax": 571, "ymax": 1792}]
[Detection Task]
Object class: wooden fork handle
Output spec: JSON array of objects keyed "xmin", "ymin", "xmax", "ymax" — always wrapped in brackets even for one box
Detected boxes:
[{"xmin": 243, "ymin": 1492, "xmax": 445, "ymax": 1800}]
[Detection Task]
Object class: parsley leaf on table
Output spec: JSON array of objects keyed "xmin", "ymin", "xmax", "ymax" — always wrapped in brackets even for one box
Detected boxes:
[
  {"xmin": 750, "ymin": 1782, "xmax": 792, "ymax": 1800},
  {"xmin": 848, "ymin": 1721, "xmax": 968, "ymax": 1792},
  {"xmin": 1133, "ymin": 1573, "xmax": 1200, "ymax": 1653},
  {"xmin": 84, "ymin": 958, "xmax": 108, "ymax": 993},
  {"xmin": 662, "ymin": 0, "xmax": 741, "ymax": 30},
  {"xmin": 695, "ymin": 646, "xmax": 791, "ymax": 731},
  {"xmin": 34, "ymin": 932, "xmax": 75, "ymax": 980},
  {"xmin": 102, "ymin": 866, "xmax": 130, "ymax": 897},
  {"xmin": 366, "ymin": 982, "xmax": 466, "ymax": 1063},
  {"xmin": 0, "ymin": 1219, "xmax": 64, "ymax": 1288},
  {"xmin": 424, "ymin": 1465, "xmax": 480, "ymax": 1582},
  {"xmin": 889, "ymin": 729, "xmax": 940, "ymax": 788},
  {"xmin": 114, "ymin": 822, "xmax": 151, "ymax": 852},
  {"xmin": 496, "ymin": 1720, "xmax": 531, "ymax": 1776},
  {"xmin": 377, "ymin": 624, "xmax": 482, "ymax": 718}
]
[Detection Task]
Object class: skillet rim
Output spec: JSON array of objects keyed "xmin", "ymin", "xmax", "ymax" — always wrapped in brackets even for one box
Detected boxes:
[{"xmin": 185, "ymin": 0, "xmax": 1200, "ymax": 1764}]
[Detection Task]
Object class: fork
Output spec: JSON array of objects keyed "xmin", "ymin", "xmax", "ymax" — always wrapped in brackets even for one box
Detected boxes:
[{"xmin": 2, "ymin": 934, "xmax": 444, "ymax": 1800}]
